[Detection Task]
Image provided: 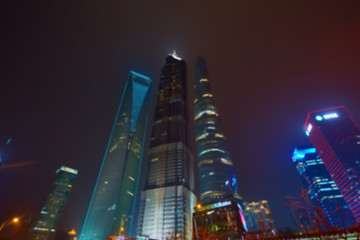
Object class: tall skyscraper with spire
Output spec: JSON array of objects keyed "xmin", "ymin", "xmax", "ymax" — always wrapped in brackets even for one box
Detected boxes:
[
  {"xmin": 136, "ymin": 52, "xmax": 196, "ymax": 240},
  {"xmin": 193, "ymin": 57, "xmax": 243, "ymax": 205},
  {"xmin": 80, "ymin": 71, "xmax": 152, "ymax": 240}
]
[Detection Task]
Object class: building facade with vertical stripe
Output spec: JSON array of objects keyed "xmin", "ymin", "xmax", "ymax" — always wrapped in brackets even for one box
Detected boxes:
[{"xmin": 304, "ymin": 106, "xmax": 360, "ymax": 222}]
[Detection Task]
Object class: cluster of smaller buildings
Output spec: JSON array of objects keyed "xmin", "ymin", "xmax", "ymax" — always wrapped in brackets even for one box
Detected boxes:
[{"xmin": 14, "ymin": 52, "xmax": 360, "ymax": 240}]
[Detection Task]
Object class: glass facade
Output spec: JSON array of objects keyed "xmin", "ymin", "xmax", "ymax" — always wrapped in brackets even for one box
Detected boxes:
[
  {"xmin": 31, "ymin": 166, "xmax": 78, "ymax": 240},
  {"xmin": 243, "ymin": 200, "xmax": 274, "ymax": 238},
  {"xmin": 292, "ymin": 145, "xmax": 355, "ymax": 229},
  {"xmin": 137, "ymin": 53, "xmax": 196, "ymax": 240},
  {"xmin": 193, "ymin": 197, "xmax": 247, "ymax": 240},
  {"xmin": 194, "ymin": 57, "xmax": 243, "ymax": 205},
  {"xmin": 80, "ymin": 71, "xmax": 152, "ymax": 240},
  {"xmin": 304, "ymin": 106, "xmax": 360, "ymax": 222}
]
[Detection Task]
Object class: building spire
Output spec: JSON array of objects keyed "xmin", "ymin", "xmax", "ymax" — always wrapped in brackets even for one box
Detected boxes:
[{"xmin": 169, "ymin": 49, "xmax": 182, "ymax": 60}]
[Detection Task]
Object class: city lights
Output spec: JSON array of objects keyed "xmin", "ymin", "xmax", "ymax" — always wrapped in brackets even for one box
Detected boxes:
[
  {"xmin": 315, "ymin": 115, "xmax": 323, "ymax": 121},
  {"xmin": 323, "ymin": 112, "xmax": 339, "ymax": 119},
  {"xmin": 0, "ymin": 217, "xmax": 19, "ymax": 232},
  {"xmin": 305, "ymin": 123, "xmax": 313, "ymax": 136},
  {"xmin": 2, "ymin": 2, "xmax": 360, "ymax": 240}
]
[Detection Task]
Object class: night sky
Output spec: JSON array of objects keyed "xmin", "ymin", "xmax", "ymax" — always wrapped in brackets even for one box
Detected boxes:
[{"xmin": 1, "ymin": 0, "xmax": 360, "ymax": 236}]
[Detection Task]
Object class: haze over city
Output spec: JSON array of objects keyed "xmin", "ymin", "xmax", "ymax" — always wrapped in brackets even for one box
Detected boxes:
[{"xmin": 1, "ymin": 1, "xmax": 360, "ymax": 239}]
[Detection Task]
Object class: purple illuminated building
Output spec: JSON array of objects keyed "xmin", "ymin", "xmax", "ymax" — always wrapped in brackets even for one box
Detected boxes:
[{"xmin": 304, "ymin": 106, "xmax": 360, "ymax": 222}]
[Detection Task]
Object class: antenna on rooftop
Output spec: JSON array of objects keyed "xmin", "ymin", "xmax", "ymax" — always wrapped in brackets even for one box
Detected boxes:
[{"xmin": 170, "ymin": 50, "xmax": 182, "ymax": 60}]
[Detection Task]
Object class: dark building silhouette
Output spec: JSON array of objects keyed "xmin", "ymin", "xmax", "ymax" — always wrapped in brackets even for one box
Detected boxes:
[
  {"xmin": 292, "ymin": 145, "xmax": 354, "ymax": 230},
  {"xmin": 80, "ymin": 71, "xmax": 152, "ymax": 240},
  {"xmin": 193, "ymin": 57, "xmax": 243, "ymax": 205},
  {"xmin": 31, "ymin": 166, "xmax": 78, "ymax": 240},
  {"xmin": 53, "ymin": 230, "xmax": 72, "ymax": 240},
  {"xmin": 304, "ymin": 106, "xmax": 360, "ymax": 222},
  {"xmin": 136, "ymin": 52, "xmax": 197, "ymax": 240}
]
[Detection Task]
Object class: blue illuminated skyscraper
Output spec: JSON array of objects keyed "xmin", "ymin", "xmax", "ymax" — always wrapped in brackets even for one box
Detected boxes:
[
  {"xmin": 193, "ymin": 57, "xmax": 243, "ymax": 205},
  {"xmin": 136, "ymin": 52, "xmax": 197, "ymax": 240},
  {"xmin": 80, "ymin": 71, "xmax": 152, "ymax": 240},
  {"xmin": 304, "ymin": 106, "xmax": 360, "ymax": 222},
  {"xmin": 292, "ymin": 145, "xmax": 354, "ymax": 229},
  {"xmin": 31, "ymin": 166, "xmax": 78, "ymax": 240}
]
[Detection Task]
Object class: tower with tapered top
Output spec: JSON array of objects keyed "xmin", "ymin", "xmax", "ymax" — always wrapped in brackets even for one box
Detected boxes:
[
  {"xmin": 80, "ymin": 71, "xmax": 152, "ymax": 240},
  {"xmin": 194, "ymin": 56, "xmax": 243, "ymax": 205},
  {"xmin": 136, "ymin": 52, "xmax": 197, "ymax": 240}
]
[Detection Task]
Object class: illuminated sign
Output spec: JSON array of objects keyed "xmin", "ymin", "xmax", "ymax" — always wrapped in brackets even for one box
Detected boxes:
[
  {"xmin": 305, "ymin": 123, "xmax": 312, "ymax": 136},
  {"xmin": 292, "ymin": 147, "xmax": 316, "ymax": 162},
  {"xmin": 315, "ymin": 115, "xmax": 323, "ymax": 121},
  {"xmin": 211, "ymin": 201, "xmax": 231, "ymax": 209},
  {"xmin": 137, "ymin": 236, "xmax": 149, "ymax": 240},
  {"xmin": 323, "ymin": 113, "xmax": 339, "ymax": 119}
]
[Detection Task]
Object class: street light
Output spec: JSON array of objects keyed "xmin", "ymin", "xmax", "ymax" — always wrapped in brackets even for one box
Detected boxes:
[{"xmin": 0, "ymin": 218, "xmax": 19, "ymax": 231}]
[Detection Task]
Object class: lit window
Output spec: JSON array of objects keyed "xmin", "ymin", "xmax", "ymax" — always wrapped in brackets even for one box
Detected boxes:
[
  {"xmin": 221, "ymin": 158, "xmax": 233, "ymax": 165},
  {"xmin": 215, "ymin": 133, "xmax": 226, "ymax": 139},
  {"xmin": 195, "ymin": 110, "xmax": 218, "ymax": 120},
  {"xmin": 198, "ymin": 159, "xmax": 214, "ymax": 166},
  {"xmin": 315, "ymin": 115, "xmax": 323, "ymax": 121},
  {"xmin": 305, "ymin": 123, "xmax": 312, "ymax": 136},
  {"xmin": 109, "ymin": 143, "xmax": 119, "ymax": 152},
  {"xmin": 199, "ymin": 148, "xmax": 226, "ymax": 156},
  {"xmin": 196, "ymin": 134, "xmax": 207, "ymax": 141},
  {"xmin": 323, "ymin": 113, "xmax": 339, "ymax": 119}
]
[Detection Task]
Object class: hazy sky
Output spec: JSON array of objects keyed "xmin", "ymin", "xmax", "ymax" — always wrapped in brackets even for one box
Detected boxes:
[{"xmin": 1, "ymin": 1, "xmax": 360, "ymax": 235}]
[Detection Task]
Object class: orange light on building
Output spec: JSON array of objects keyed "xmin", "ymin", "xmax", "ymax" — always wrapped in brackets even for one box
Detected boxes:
[{"xmin": 68, "ymin": 229, "xmax": 76, "ymax": 235}]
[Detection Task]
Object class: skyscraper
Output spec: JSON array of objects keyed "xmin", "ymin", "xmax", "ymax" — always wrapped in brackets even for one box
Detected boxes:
[
  {"xmin": 304, "ymin": 106, "xmax": 360, "ymax": 222},
  {"xmin": 80, "ymin": 71, "xmax": 152, "ymax": 240},
  {"xmin": 193, "ymin": 57, "xmax": 243, "ymax": 205},
  {"xmin": 292, "ymin": 145, "xmax": 354, "ymax": 229},
  {"xmin": 31, "ymin": 166, "xmax": 78, "ymax": 240},
  {"xmin": 136, "ymin": 52, "xmax": 197, "ymax": 240}
]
